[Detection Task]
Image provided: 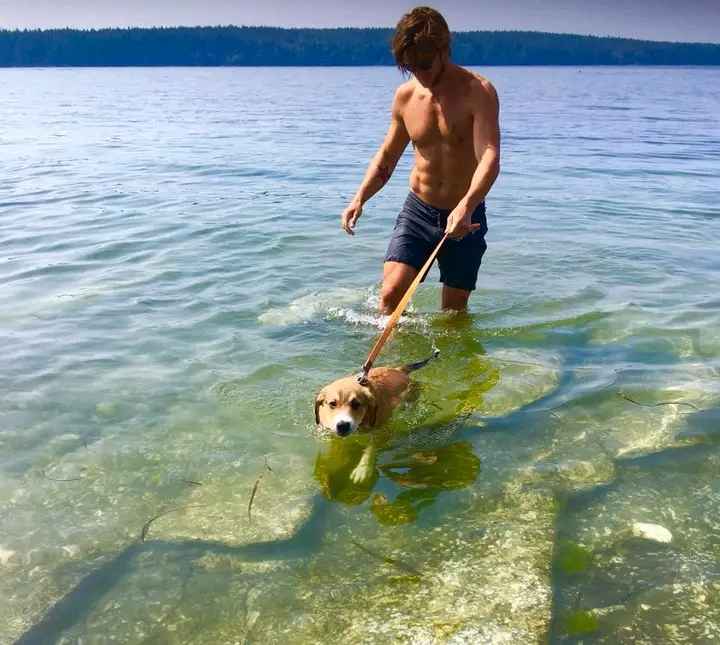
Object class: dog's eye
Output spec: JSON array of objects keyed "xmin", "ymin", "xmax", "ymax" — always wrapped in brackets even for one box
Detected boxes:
[
  {"xmin": 350, "ymin": 399, "xmax": 361, "ymax": 410},
  {"xmin": 328, "ymin": 401, "xmax": 337, "ymax": 409}
]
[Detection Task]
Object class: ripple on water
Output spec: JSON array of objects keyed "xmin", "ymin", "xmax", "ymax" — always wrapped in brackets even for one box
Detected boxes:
[{"xmin": 2, "ymin": 66, "xmax": 720, "ymax": 644}]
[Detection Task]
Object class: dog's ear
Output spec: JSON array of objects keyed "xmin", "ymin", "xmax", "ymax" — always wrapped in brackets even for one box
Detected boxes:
[
  {"xmin": 314, "ymin": 392, "xmax": 325, "ymax": 425},
  {"xmin": 365, "ymin": 390, "xmax": 378, "ymax": 427}
]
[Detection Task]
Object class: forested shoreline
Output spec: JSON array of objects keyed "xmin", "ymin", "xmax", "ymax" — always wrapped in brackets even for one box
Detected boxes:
[{"xmin": 1, "ymin": 26, "xmax": 718, "ymax": 67}]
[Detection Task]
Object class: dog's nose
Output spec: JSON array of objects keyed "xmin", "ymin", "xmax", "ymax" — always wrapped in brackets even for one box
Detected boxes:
[{"xmin": 336, "ymin": 421, "xmax": 352, "ymax": 437}]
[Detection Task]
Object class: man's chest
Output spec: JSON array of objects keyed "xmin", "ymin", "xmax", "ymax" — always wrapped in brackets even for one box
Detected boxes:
[{"xmin": 403, "ymin": 93, "xmax": 473, "ymax": 148}]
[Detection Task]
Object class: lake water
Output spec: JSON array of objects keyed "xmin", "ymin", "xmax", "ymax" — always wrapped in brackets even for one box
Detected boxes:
[{"xmin": 1, "ymin": 66, "xmax": 719, "ymax": 643}]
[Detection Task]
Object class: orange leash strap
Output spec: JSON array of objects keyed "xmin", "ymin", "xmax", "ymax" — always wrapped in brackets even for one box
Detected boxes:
[{"xmin": 360, "ymin": 234, "xmax": 448, "ymax": 379}]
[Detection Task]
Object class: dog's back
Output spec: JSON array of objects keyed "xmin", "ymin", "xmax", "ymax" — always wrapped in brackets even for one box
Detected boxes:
[
  {"xmin": 367, "ymin": 348, "xmax": 439, "ymax": 425},
  {"xmin": 367, "ymin": 367, "xmax": 412, "ymax": 424}
]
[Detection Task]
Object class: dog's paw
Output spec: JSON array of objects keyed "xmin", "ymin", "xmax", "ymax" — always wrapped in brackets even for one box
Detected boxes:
[{"xmin": 350, "ymin": 461, "xmax": 373, "ymax": 484}]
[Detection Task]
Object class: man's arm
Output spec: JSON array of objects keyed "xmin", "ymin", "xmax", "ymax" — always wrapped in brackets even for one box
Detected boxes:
[
  {"xmin": 341, "ymin": 88, "xmax": 411, "ymax": 235},
  {"xmin": 445, "ymin": 80, "xmax": 501, "ymax": 239},
  {"xmin": 464, "ymin": 80, "xmax": 501, "ymax": 211}
]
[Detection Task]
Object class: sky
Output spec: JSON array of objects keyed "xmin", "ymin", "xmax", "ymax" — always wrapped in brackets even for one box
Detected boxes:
[{"xmin": 0, "ymin": 0, "xmax": 718, "ymax": 43}]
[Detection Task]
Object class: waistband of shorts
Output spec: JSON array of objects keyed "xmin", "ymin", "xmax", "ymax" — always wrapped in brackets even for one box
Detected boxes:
[{"xmin": 405, "ymin": 190, "xmax": 485, "ymax": 216}]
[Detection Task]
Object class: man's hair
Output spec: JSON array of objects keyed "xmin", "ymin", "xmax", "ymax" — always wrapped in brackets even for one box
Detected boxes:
[{"xmin": 391, "ymin": 6, "xmax": 451, "ymax": 72}]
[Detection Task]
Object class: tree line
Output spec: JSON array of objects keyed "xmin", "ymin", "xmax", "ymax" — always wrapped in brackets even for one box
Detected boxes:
[{"xmin": 0, "ymin": 26, "xmax": 718, "ymax": 67}]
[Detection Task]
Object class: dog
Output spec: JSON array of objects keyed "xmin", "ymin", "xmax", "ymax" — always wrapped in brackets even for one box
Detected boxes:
[{"xmin": 315, "ymin": 349, "xmax": 439, "ymax": 483}]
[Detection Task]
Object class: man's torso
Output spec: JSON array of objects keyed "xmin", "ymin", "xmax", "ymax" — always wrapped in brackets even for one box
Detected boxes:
[{"xmin": 398, "ymin": 66, "xmax": 492, "ymax": 209}]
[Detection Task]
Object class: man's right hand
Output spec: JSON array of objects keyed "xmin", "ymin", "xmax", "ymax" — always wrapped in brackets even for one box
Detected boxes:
[{"xmin": 341, "ymin": 201, "xmax": 363, "ymax": 236}]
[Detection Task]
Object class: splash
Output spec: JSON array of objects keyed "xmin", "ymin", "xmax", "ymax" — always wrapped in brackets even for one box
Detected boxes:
[
  {"xmin": 258, "ymin": 287, "xmax": 371, "ymax": 326},
  {"xmin": 326, "ymin": 307, "xmax": 389, "ymax": 329},
  {"xmin": 258, "ymin": 287, "xmax": 424, "ymax": 331}
]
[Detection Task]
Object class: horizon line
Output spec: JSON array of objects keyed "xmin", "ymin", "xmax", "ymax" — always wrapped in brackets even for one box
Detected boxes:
[{"xmin": 0, "ymin": 24, "xmax": 718, "ymax": 47}]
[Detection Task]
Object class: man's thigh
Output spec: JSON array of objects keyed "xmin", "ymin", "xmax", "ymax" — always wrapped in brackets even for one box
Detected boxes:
[{"xmin": 382, "ymin": 261, "xmax": 418, "ymax": 294}]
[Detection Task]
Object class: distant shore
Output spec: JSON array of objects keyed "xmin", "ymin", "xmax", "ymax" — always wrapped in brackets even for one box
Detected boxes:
[{"xmin": 1, "ymin": 26, "xmax": 719, "ymax": 67}]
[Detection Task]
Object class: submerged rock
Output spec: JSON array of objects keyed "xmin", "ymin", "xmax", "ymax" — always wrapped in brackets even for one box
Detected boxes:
[
  {"xmin": 550, "ymin": 437, "xmax": 720, "ymax": 643},
  {"xmin": 0, "ymin": 546, "xmax": 16, "ymax": 566},
  {"xmin": 480, "ymin": 348, "xmax": 560, "ymax": 417},
  {"xmin": 631, "ymin": 522, "xmax": 673, "ymax": 544},
  {"xmin": 266, "ymin": 487, "xmax": 557, "ymax": 644}
]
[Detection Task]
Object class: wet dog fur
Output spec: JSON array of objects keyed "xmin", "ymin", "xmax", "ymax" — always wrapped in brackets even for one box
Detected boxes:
[{"xmin": 315, "ymin": 350, "xmax": 438, "ymax": 483}]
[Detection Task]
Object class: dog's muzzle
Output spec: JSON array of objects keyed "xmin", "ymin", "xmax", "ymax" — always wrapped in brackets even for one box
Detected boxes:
[{"xmin": 335, "ymin": 420, "xmax": 353, "ymax": 437}]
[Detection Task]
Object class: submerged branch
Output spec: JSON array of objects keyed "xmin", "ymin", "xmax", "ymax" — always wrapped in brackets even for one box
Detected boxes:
[
  {"xmin": 248, "ymin": 457, "xmax": 273, "ymax": 522},
  {"xmin": 617, "ymin": 392, "xmax": 699, "ymax": 411},
  {"xmin": 140, "ymin": 505, "xmax": 210, "ymax": 542},
  {"xmin": 350, "ymin": 539, "xmax": 423, "ymax": 578}
]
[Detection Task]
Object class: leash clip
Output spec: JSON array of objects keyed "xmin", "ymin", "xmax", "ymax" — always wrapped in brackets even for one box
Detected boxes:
[{"xmin": 355, "ymin": 362, "xmax": 370, "ymax": 385}]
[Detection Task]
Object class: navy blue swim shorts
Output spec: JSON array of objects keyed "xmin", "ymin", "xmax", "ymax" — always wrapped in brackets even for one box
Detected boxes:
[{"xmin": 384, "ymin": 191, "xmax": 488, "ymax": 291}]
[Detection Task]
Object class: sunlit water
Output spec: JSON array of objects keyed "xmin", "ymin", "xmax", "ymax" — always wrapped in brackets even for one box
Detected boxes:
[{"xmin": 1, "ymin": 66, "xmax": 719, "ymax": 643}]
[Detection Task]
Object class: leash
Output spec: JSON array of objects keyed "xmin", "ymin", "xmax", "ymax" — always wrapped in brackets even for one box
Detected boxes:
[{"xmin": 359, "ymin": 233, "xmax": 448, "ymax": 382}]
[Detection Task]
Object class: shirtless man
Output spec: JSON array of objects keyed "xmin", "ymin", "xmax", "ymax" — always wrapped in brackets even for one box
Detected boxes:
[{"xmin": 340, "ymin": 6, "xmax": 500, "ymax": 313}]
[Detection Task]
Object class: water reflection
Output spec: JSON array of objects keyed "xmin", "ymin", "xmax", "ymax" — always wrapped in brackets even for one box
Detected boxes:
[
  {"xmin": 314, "ymin": 314, "xmax": 496, "ymax": 523},
  {"xmin": 312, "ymin": 313, "xmax": 496, "ymax": 522},
  {"xmin": 315, "ymin": 439, "xmax": 481, "ymax": 524}
]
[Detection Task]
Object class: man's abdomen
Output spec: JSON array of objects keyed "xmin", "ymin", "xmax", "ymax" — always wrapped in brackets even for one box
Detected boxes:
[{"xmin": 409, "ymin": 150, "xmax": 477, "ymax": 209}]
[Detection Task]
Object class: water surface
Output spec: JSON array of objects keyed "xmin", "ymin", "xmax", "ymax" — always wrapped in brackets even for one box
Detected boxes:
[{"xmin": 1, "ymin": 66, "xmax": 719, "ymax": 643}]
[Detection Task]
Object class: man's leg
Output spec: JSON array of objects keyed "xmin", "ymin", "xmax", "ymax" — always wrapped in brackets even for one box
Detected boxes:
[
  {"xmin": 379, "ymin": 261, "xmax": 418, "ymax": 314},
  {"xmin": 441, "ymin": 285, "xmax": 471, "ymax": 311}
]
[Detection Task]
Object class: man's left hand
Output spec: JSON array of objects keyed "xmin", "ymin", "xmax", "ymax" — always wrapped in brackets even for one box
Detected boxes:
[{"xmin": 445, "ymin": 204, "xmax": 484, "ymax": 240}]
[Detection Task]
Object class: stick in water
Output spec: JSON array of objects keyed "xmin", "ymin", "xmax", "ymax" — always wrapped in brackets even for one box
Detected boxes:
[{"xmin": 247, "ymin": 457, "xmax": 273, "ymax": 522}]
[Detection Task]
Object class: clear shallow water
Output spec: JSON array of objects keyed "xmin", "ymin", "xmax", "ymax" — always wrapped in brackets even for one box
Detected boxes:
[{"xmin": 1, "ymin": 66, "xmax": 719, "ymax": 643}]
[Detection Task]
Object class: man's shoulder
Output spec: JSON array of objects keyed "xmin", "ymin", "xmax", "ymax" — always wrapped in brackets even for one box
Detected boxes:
[
  {"xmin": 460, "ymin": 70, "xmax": 498, "ymax": 110},
  {"xmin": 465, "ymin": 71, "xmax": 497, "ymax": 99},
  {"xmin": 390, "ymin": 80, "xmax": 416, "ymax": 116},
  {"xmin": 394, "ymin": 80, "xmax": 416, "ymax": 103}
]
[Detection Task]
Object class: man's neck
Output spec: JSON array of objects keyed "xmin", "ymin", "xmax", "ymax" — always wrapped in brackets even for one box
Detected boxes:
[{"xmin": 428, "ymin": 61, "xmax": 454, "ymax": 95}]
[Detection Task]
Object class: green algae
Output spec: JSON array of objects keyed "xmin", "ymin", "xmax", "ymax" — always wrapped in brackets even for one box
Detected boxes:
[
  {"xmin": 557, "ymin": 541, "xmax": 593, "ymax": 575},
  {"xmin": 565, "ymin": 610, "xmax": 599, "ymax": 635}
]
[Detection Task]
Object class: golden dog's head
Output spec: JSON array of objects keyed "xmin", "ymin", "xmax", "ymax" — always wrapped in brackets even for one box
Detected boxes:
[{"xmin": 315, "ymin": 376, "xmax": 377, "ymax": 436}]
